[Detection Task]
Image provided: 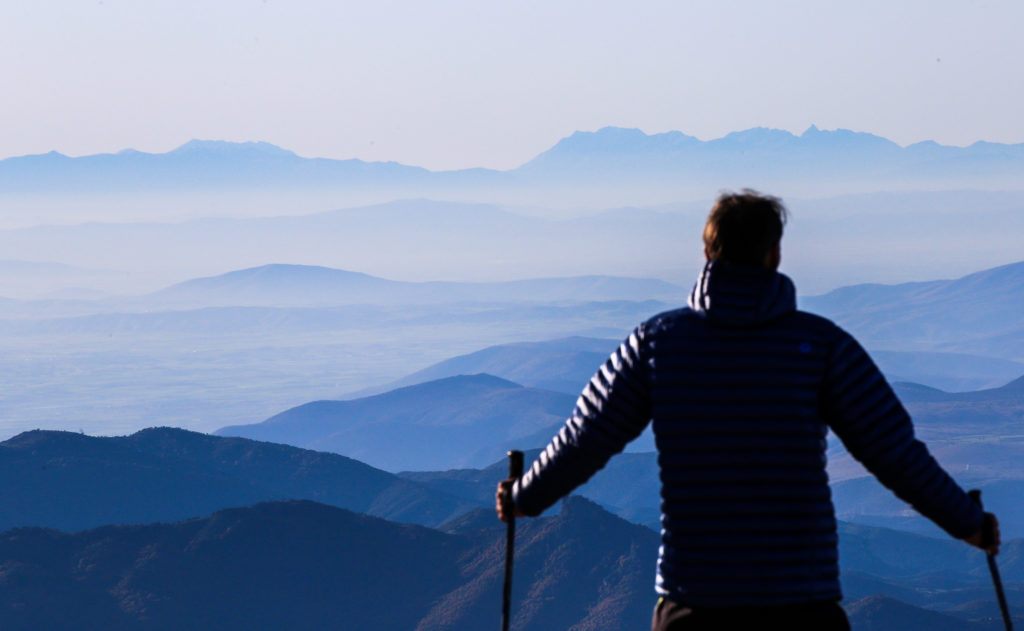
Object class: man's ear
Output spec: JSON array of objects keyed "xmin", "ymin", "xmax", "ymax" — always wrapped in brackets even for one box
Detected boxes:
[{"xmin": 765, "ymin": 242, "xmax": 781, "ymax": 269}]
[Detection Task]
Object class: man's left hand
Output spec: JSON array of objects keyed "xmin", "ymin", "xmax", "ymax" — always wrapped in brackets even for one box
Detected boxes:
[{"xmin": 496, "ymin": 479, "xmax": 525, "ymax": 523}]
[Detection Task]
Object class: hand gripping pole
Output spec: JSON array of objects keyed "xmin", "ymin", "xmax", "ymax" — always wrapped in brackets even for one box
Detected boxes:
[
  {"xmin": 969, "ymin": 489, "xmax": 1013, "ymax": 631},
  {"xmin": 502, "ymin": 450, "xmax": 524, "ymax": 631}
]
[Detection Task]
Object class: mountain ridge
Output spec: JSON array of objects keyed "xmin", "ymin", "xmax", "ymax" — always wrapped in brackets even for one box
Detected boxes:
[
  {"xmin": 0, "ymin": 426, "xmax": 478, "ymax": 531},
  {"xmin": 4, "ymin": 127, "xmax": 1024, "ymax": 198},
  {"xmin": 8, "ymin": 126, "xmax": 1023, "ymax": 172},
  {"xmin": 150, "ymin": 261, "xmax": 685, "ymax": 307},
  {"xmin": 344, "ymin": 336, "xmax": 619, "ymax": 398},
  {"xmin": 217, "ymin": 374, "xmax": 577, "ymax": 471},
  {"xmin": 800, "ymin": 259, "xmax": 1024, "ymax": 360}
]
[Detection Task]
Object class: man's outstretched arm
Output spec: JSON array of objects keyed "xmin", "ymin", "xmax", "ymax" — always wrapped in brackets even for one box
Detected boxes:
[
  {"xmin": 495, "ymin": 328, "xmax": 652, "ymax": 521},
  {"xmin": 823, "ymin": 330, "xmax": 998, "ymax": 553}
]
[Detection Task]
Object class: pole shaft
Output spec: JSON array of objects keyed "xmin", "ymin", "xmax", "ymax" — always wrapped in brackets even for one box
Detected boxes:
[
  {"xmin": 502, "ymin": 450, "xmax": 524, "ymax": 631},
  {"xmin": 969, "ymin": 489, "xmax": 1014, "ymax": 631},
  {"xmin": 988, "ymin": 555, "xmax": 1014, "ymax": 631}
]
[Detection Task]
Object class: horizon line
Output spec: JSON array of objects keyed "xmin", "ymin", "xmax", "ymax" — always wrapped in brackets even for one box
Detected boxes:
[{"xmin": 3, "ymin": 124, "xmax": 1020, "ymax": 171}]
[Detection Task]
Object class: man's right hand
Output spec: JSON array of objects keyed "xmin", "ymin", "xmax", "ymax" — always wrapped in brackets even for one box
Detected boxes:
[{"xmin": 964, "ymin": 512, "xmax": 1001, "ymax": 555}]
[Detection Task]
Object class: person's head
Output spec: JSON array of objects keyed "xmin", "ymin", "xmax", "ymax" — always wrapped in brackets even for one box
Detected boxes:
[{"xmin": 702, "ymin": 190, "xmax": 787, "ymax": 269}]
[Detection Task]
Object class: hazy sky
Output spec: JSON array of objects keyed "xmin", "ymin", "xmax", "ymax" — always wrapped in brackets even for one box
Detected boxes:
[{"xmin": 2, "ymin": 0, "xmax": 1023, "ymax": 170}]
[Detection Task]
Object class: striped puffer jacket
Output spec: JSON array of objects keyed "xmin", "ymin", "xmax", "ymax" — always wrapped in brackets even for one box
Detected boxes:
[{"xmin": 512, "ymin": 260, "xmax": 983, "ymax": 606}]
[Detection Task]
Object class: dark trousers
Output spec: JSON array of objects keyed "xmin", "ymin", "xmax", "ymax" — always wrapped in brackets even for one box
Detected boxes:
[{"xmin": 652, "ymin": 597, "xmax": 850, "ymax": 631}]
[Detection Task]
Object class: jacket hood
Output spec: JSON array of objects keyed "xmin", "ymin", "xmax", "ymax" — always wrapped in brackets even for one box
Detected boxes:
[{"xmin": 687, "ymin": 260, "xmax": 796, "ymax": 326}]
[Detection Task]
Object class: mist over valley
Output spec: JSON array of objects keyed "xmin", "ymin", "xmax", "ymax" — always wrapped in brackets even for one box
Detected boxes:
[{"xmin": 2, "ymin": 127, "xmax": 1023, "ymax": 630}]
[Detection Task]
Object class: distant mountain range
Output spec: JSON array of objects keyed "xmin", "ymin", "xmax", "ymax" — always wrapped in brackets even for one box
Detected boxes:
[
  {"xmin": 0, "ymin": 427, "xmax": 479, "ymax": 532},
  {"xmin": 7, "ymin": 256, "xmax": 1024, "ymax": 368},
  {"xmin": 151, "ymin": 263, "xmax": 684, "ymax": 307},
  {"xmin": 4, "ymin": 127, "xmax": 1023, "ymax": 204},
  {"xmin": 3, "ymin": 193, "xmax": 1024, "ymax": 299},
  {"xmin": 0, "ymin": 296, "xmax": 664, "ymax": 346},
  {"xmin": 0, "ymin": 197, "xmax": 708, "ymax": 295},
  {"xmin": 0, "ymin": 139, "xmax": 436, "ymax": 193}
]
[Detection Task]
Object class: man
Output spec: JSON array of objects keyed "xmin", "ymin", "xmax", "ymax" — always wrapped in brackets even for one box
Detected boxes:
[{"xmin": 496, "ymin": 191, "xmax": 1000, "ymax": 630}]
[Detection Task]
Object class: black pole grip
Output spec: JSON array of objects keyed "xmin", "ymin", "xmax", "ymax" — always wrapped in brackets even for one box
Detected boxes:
[
  {"xmin": 969, "ymin": 489, "xmax": 983, "ymax": 508},
  {"xmin": 508, "ymin": 450, "xmax": 524, "ymax": 479}
]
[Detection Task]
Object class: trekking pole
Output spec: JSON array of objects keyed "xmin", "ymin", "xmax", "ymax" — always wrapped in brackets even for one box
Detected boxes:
[
  {"xmin": 502, "ymin": 450, "xmax": 524, "ymax": 631},
  {"xmin": 969, "ymin": 489, "xmax": 1014, "ymax": 631}
]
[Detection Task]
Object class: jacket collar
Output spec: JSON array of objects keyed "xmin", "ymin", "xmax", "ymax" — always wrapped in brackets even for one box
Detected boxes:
[{"xmin": 687, "ymin": 260, "xmax": 796, "ymax": 326}]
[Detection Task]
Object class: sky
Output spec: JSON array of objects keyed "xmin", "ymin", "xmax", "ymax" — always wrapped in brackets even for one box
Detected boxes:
[{"xmin": 2, "ymin": 0, "xmax": 1023, "ymax": 171}]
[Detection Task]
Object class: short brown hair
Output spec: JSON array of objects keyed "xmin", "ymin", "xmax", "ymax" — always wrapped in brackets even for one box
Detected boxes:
[{"xmin": 703, "ymin": 190, "xmax": 787, "ymax": 266}]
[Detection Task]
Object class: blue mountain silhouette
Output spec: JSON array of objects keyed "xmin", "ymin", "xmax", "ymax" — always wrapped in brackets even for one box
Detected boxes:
[
  {"xmin": 4, "ymin": 127, "xmax": 1023, "ymax": 196},
  {"xmin": 217, "ymin": 374, "xmax": 577, "ymax": 471},
  {"xmin": 0, "ymin": 427, "xmax": 476, "ymax": 531}
]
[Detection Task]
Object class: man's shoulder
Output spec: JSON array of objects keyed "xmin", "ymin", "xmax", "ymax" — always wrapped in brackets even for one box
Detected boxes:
[
  {"xmin": 779, "ymin": 309, "xmax": 857, "ymax": 343},
  {"xmin": 791, "ymin": 309, "xmax": 842, "ymax": 331},
  {"xmin": 641, "ymin": 306, "xmax": 700, "ymax": 332}
]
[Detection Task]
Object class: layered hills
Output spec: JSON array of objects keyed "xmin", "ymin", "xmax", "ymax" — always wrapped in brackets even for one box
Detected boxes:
[
  {"xmin": 402, "ymin": 456, "xmax": 1024, "ymax": 623},
  {"xmin": 7, "ymin": 254, "xmax": 1022, "ymax": 438},
  {"xmin": 802, "ymin": 260, "xmax": 1024, "ymax": 360},
  {"xmin": 844, "ymin": 595, "xmax": 1019, "ymax": 631},
  {"xmin": 0, "ymin": 497, "xmax": 659, "ymax": 631},
  {"xmin": 346, "ymin": 335, "xmax": 619, "ymax": 397},
  {"xmin": 0, "ymin": 493, "xmax": 1018, "ymax": 630},
  {"xmin": 3, "ymin": 194, "xmax": 1024, "ymax": 301},
  {"xmin": 0, "ymin": 424, "xmax": 1020, "ymax": 629}
]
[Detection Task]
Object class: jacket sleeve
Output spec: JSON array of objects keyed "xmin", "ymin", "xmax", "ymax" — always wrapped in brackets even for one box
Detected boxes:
[
  {"xmin": 512, "ymin": 326, "xmax": 652, "ymax": 517},
  {"xmin": 822, "ymin": 329, "xmax": 984, "ymax": 539}
]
